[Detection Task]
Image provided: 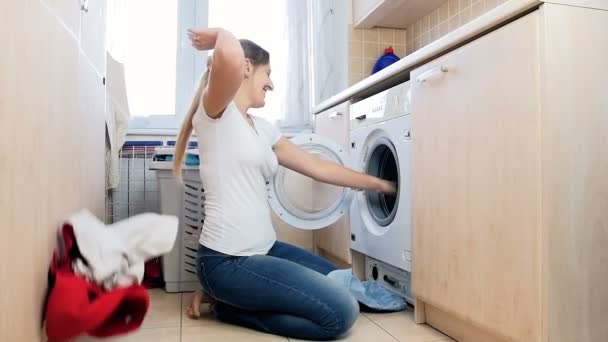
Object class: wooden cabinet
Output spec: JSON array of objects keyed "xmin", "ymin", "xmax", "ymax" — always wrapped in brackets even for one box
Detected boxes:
[
  {"xmin": 411, "ymin": 11, "xmax": 541, "ymax": 342},
  {"xmin": 410, "ymin": 4, "xmax": 608, "ymax": 342},
  {"xmin": 313, "ymin": 102, "xmax": 352, "ymax": 266},
  {"xmin": 540, "ymin": 4, "xmax": 608, "ymax": 342}
]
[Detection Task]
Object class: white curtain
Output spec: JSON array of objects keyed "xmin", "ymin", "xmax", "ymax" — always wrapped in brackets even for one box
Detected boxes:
[
  {"xmin": 104, "ymin": 0, "xmax": 130, "ymax": 189},
  {"xmin": 278, "ymin": 0, "xmax": 313, "ymax": 132}
]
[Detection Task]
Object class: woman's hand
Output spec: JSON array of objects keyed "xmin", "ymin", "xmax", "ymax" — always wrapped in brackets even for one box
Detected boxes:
[
  {"xmin": 376, "ymin": 179, "xmax": 397, "ymax": 196},
  {"xmin": 187, "ymin": 28, "xmax": 220, "ymax": 50},
  {"xmin": 274, "ymin": 137, "xmax": 400, "ymax": 196}
]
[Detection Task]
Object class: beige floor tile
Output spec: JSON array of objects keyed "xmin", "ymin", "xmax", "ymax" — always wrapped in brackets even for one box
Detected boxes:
[
  {"xmin": 182, "ymin": 324, "xmax": 289, "ymax": 342},
  {"xmin": 180, "ymin": 292, "xmax": 222, "ymax": 327},
  {"xmin": 141, "ymin": 289, "xmax": 182, "ymax": 329},
  {"xmin": 364, "ymin": 310, "xmax": 454, "ymax": 342},
  {"xmin": 290, "ymin": 314, "xmax": 398, "ymax": 342},
  {"xmin": 76, "ymin": 327, "xmax": 180, "ymax": 342}
]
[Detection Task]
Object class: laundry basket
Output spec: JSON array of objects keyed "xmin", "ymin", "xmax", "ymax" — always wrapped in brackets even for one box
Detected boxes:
[{"xmin": 150, "ymin": 146, "xmax": 204, "ymax": 293}]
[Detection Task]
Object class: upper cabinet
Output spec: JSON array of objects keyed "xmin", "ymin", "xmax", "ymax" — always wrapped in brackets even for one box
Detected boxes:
[{"xmin": 352, "ymin": 0, "xmax": 445, "ymax": 29}]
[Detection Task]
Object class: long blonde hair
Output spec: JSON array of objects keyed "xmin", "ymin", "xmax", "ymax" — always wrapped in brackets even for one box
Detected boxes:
[
  {"xmin": 173, "ymin": 40, "xmax": 270, "ymax": 178},
  {"xmin": 172, "ymin": 57, "xmax": 212, "ymax": 179}
]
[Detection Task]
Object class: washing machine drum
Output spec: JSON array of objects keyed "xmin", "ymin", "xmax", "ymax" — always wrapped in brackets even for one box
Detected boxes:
[{"xmin": 364, "ymin": 139, "xmax": 399, "ymax": 227}]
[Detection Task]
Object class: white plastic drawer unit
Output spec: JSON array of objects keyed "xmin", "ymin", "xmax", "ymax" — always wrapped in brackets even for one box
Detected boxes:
[{"xmin": 151, "ymin": 145, "xmax": 203, "ymax": 293}]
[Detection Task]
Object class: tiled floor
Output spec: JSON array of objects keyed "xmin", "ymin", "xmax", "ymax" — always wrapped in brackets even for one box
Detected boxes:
[{"xmin": 80, "ymin": 289, "xmax": 454, "ymax": 342}]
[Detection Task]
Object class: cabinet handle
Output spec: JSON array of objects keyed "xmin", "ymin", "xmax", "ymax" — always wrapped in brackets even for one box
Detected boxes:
[
  {"xmin": 416, "ymin": 65, "xmax": 448, "ymax": 83},
  {"xmin": 355, "ymin": 114, "xmax": 367, "ymax": 121},
  {"xmin": 328, "ymin": 111, "xmax": 342, "ymax": 119}
]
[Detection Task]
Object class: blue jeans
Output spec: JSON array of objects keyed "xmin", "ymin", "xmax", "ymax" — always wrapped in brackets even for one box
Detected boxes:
[{"xmin": 196, "ymin": 241, "xmax": 360, "ymax": 340}]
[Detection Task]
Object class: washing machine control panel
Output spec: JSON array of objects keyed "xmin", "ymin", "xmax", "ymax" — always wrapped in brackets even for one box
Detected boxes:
[{"xmin": 349, "ymin": 81, "xmax": 411, "ymax": 128}]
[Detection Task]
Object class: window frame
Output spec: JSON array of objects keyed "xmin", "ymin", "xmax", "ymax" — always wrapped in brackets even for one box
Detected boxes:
[{"xmin": 128, "ymin": 0, "xmax": 209, "ymax": 134}]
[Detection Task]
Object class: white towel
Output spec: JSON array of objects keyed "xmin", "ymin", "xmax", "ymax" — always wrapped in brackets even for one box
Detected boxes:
[
  {"xmin": 105, "ymin": 52, "xmax": 130, "ymax": 190},
  {"xmin": 67, "ymin": 209, "xmax": 178, "ymax": 291}
]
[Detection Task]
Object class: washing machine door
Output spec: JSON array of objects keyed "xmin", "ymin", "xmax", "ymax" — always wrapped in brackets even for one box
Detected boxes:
[{"xmin": 267, "ymin": 134, "xmax": 353, "ymax": 230}]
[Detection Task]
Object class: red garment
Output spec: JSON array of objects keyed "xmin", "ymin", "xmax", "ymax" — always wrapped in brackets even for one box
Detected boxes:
[{"xmin": 44, "ymin": 224, "xmax": 150, "ymax": 340}]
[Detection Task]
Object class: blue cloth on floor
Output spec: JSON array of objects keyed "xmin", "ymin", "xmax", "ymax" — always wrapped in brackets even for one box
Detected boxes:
[{"xmin": 327, "ymin": 268, "xmax": 407, "ymax": 312}]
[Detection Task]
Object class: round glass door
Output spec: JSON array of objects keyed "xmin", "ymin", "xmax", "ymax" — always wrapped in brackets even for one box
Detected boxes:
[{"xmin": 267, "ymin": 134, "xmax": 352, "ymax": 230}]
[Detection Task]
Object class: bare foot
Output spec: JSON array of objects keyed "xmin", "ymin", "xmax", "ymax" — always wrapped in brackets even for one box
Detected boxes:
[{"xmin": 186, "ymin": 289, "xmax": 215, "ymax": 319}]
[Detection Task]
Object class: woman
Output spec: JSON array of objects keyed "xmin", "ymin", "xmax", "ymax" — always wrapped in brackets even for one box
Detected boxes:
[{"xmin": 173, "ymin": 27, "xmax": 397, "ymax": 340}]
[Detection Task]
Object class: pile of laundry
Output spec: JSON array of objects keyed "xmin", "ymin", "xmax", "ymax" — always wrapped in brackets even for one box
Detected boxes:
[{"xmin": 43, "ymin": 209, "xmax": 178, "ymax": 341}]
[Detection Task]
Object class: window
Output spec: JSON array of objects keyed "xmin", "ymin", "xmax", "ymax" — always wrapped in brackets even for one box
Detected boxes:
[
  {"xmin": 208, "ymin": 0, "xmax": 313, "ymax": 132},
  {"xmin": 106, "ymin": 0, "xmax": 204, "ymax": 132},
  {"xmin": 106, "ymin": 0, "xmax": 312, "ymax": 133}
]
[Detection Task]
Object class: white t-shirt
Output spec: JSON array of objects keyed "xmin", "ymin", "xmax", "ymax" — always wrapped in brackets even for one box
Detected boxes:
[{"xmin": 192, "ymin": 101, "xmax": 281, "ymax": 256}]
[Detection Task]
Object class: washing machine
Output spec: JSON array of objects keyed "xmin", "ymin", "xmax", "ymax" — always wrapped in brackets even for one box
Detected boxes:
[{"xmin": 349, "ymin": 81, "xmax": 413, "ymax": 278}]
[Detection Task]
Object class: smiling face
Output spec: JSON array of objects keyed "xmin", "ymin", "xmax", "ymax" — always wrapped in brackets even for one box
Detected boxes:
[{"xmin": 245, "ymin": 60, "xmax": 274, "ymax": 108}]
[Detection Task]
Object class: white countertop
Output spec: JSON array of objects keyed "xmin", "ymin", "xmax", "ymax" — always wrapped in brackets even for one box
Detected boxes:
[{"xmin": 313, "ymin": 0, "xmax": 541, "ymax": 114}]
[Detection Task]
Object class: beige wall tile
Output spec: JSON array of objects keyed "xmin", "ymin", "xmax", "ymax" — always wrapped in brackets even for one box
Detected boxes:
[
  {"xmin": 413, "ymin": 20, "xmax": 421, "ymax": 38},
  {"xmin": 407, "ymin": 25, "xmax": 414, "ymax": 42},
  {"xmin": 440, "ymin": 2, "xmax": 450, "ymax": 22},
  {"xmin": 350, "ymin": 57, "xmax": 363, "ymax": 74},
  {"xmin": 406, "ymin": 44, "xmax": 414, "ymax": 55},
  {"xmin": 460, "ymin": 0, "xmax": 472, "ymax": 10},
  {"xmin": 430, "ymin": 26, "xmax": 440, "ymax": 41},
  {"xmin": 472, "ymin": 0, "xmax": 485, "ymax": 18},
  {"xmin": 363, "ymin": 27, "xmax": 379, "ymax": 42},
  {"xmin": 460, "ymin": 6, "xmax": 472, "ymax": 25},
  {"xmin": 364, "ymin": 42, "xmax": 380, "ymax": 59},
  {"xmin": 349, "ymin": 73, "xmax": 362, "ymax": 86},
  {"xmin": 449, "ymin": 0, "xmax": 460, "ymax": 17},
  {"xmin": 420, "ymin": 31, "xmax": 431, "ymax": 46},
  {"xmin": 420, "ymin": 16, "xmax": 430, "ymax": 33},
  {"xmin": 440, "ymin": 21, "xmax": 449, "ymax": 36},
  {"xmin": 349, "ymin": 41, "xmax": 363, "ymax": 58},
  {"xmin": 449, "ymin": 14, "xmax": 460, "ymax": 31},
  {"xmin": 350, "ymin": 25, "xmax": 363, "ymax": 41},
  {"xmin": 364, "ymin": 58, "xmax": 376, "ymax": 75},
  {"xmin": 485, "ymin": 0, "xmax": 498, "ymax": 11},
  {"xmin": 393, "ymin": 44, "xmax": 406, "ymax": 58},
  {"xmin": 396, "ymin": 28, "xmax": 407, "ymax": 45},
  {"xmin": 413, "ymin": 37, "xmax": 421, "ymax": 51},
  {"xmin": 379, "ymin": 28, "xmax": 394, "ymax": 44},
  {"xmin": 430, "ymin": 9, "xmax": 439, "ymax": 28}
]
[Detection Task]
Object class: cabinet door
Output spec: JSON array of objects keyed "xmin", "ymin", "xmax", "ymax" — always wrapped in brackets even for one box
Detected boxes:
[
  {"xmin": 542, "ymin": 5, "xmax": 608, "ymax": 342},
  {"xmin": 313, "ymin": 102, "xmax": 352, "ymax": 265},
  {"xmin": 410, "ymin": 12, "xmax": 541, "ymax": 341}
]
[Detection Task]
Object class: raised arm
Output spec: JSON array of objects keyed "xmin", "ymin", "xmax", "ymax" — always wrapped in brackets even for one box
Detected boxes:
[
  {"xmin": 273, "ymin": 137, "xmax": 396, "ymax": 194},
  {"xmin": 188, "ymin": 28, "xmax": 245, "ymax": 118}
]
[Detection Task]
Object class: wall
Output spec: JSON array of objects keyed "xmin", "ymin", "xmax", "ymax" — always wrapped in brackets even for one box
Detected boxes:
[
  {"xmin": 406, "ymin": 0, "xmax": 508, "ymax": 54},
  {"xmin": 0, "ymin": 0, "xmax": 106, "ymax": 340},
  {"xmin": 348, "ymin": 26, "xmax": 408, "ymax": 86},
  {"xmin": 347, "ymin": 0, "xmax": 509, "ymax": 86}
]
